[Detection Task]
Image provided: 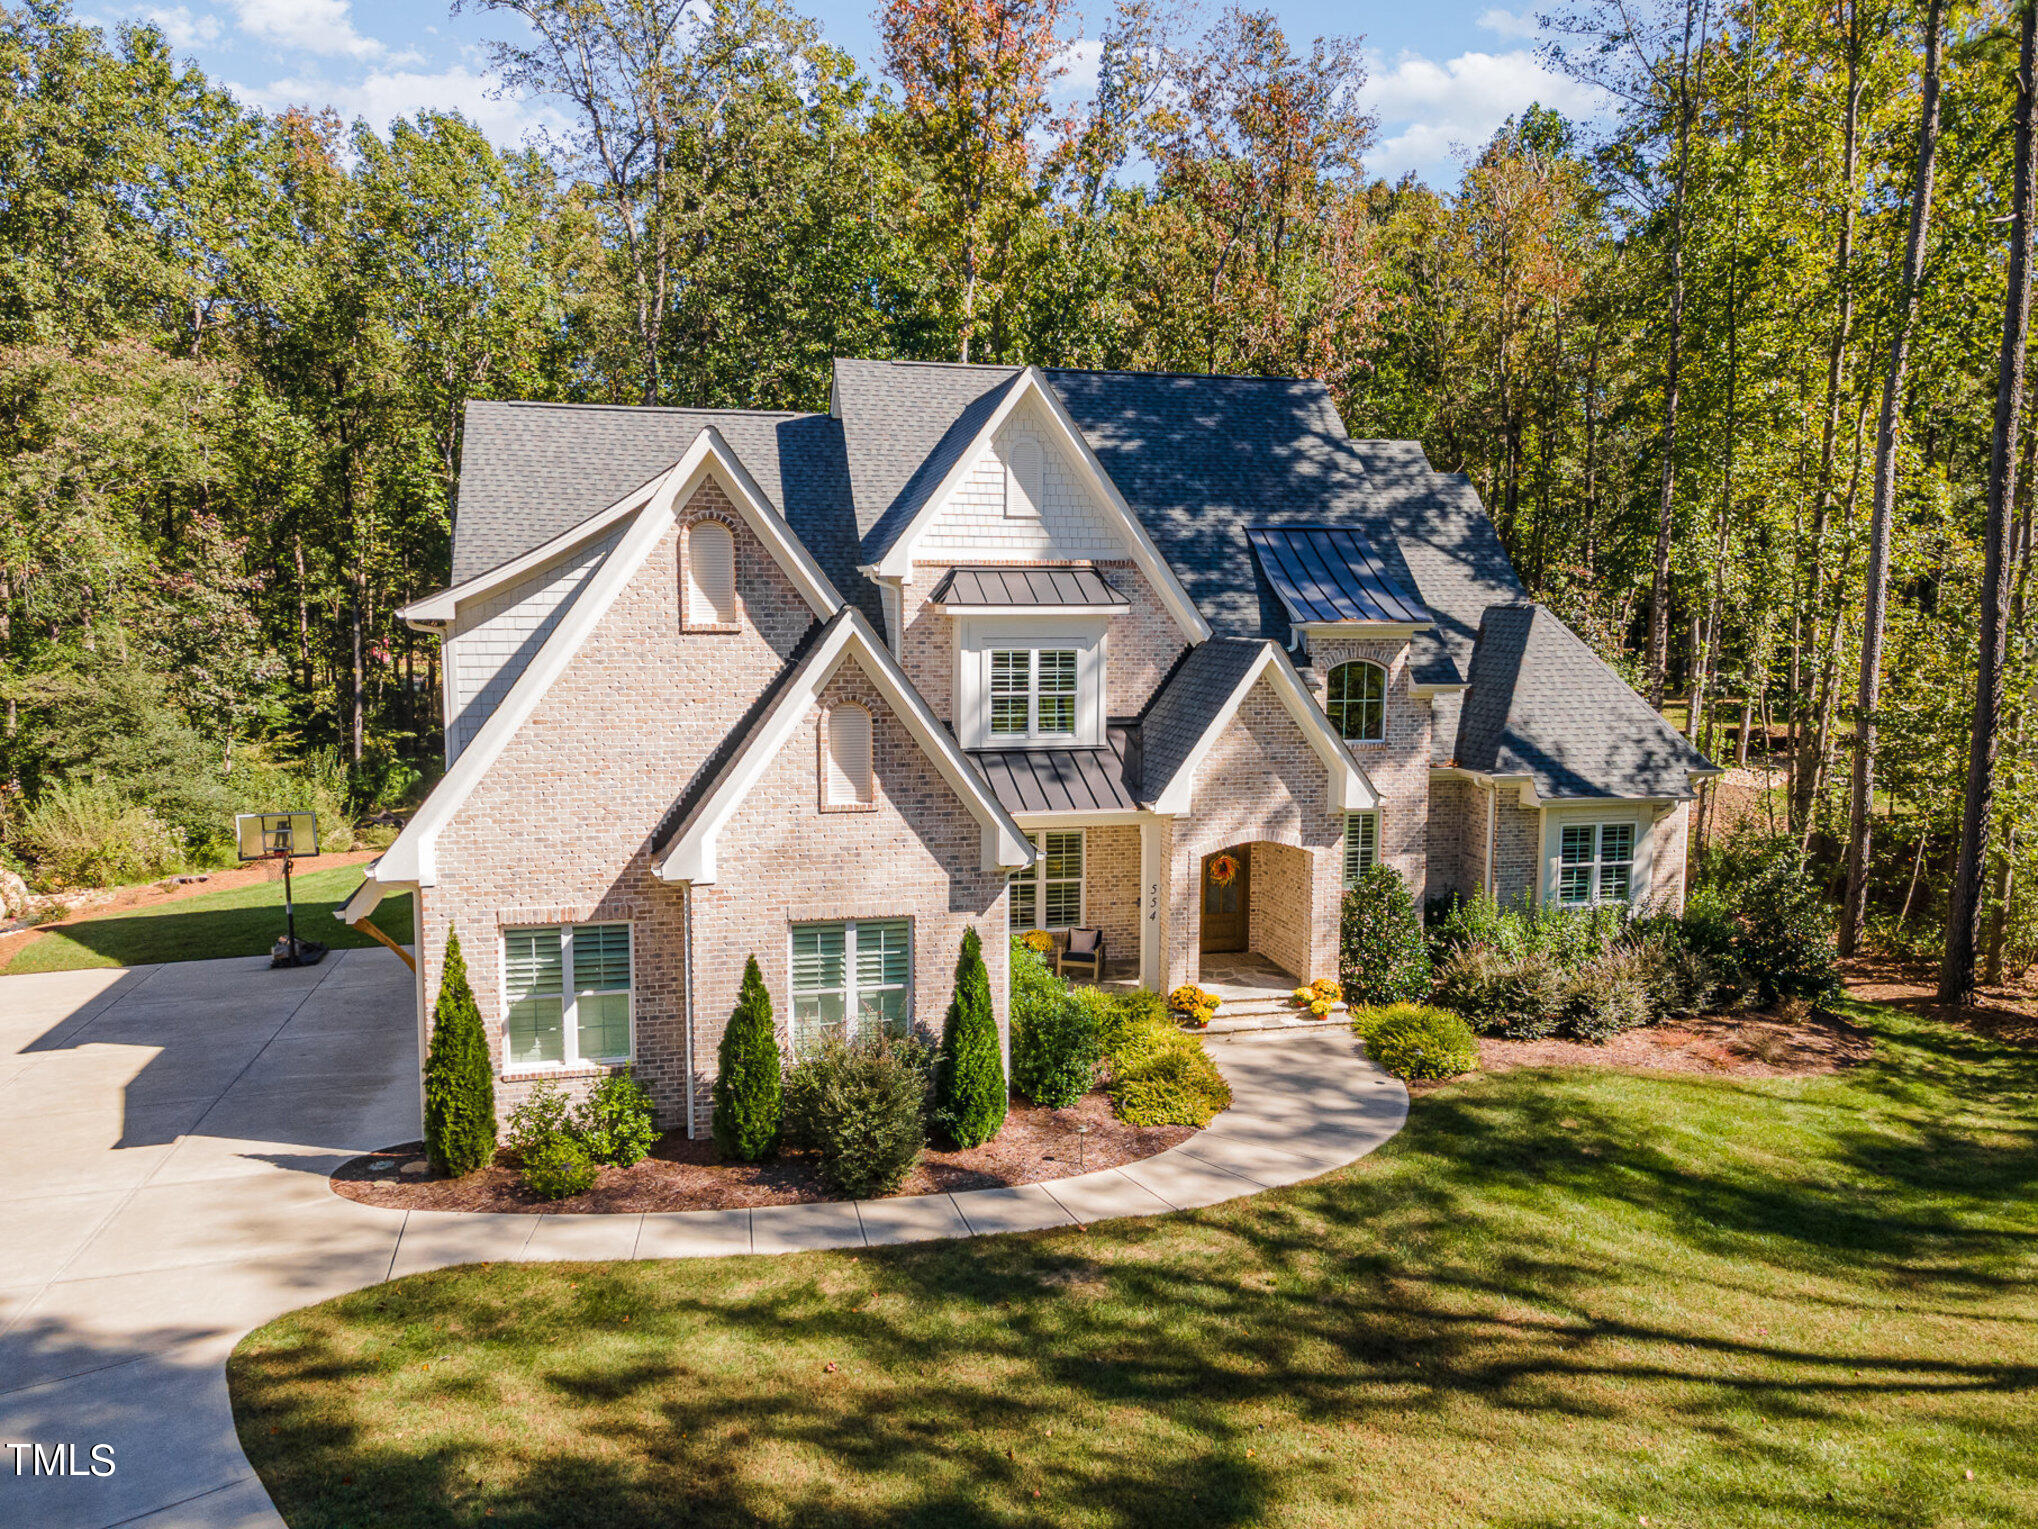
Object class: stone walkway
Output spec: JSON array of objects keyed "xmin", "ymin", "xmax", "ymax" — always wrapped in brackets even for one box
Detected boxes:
[{"xmin": 0, "ymin": 949, "xmax": 1406, "ymax": 1529}]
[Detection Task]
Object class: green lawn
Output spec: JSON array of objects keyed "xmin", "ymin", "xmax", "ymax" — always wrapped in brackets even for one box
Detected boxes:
[
  {"xmin": 3, "ymin": 864, "xmax": 412, "ymax": 974},
  {"xmin": 229, "ymin": 1000, "xmax": 2038, "ymax": 1529}
]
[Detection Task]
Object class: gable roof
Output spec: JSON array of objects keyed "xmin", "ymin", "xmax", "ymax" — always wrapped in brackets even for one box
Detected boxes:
[
  {"xmin": 1135, "ymin": 638, "xmax": 1376, "ymax": 815},
  {"xmin": 1246, "ymin": 526, "xmax": 1432, "ymax": 626},
  {"xmin": 451, "ymin": 400, "xmax": 880, "ymax": 628},
  {"xmin": 655, "ymin": 608, "xmax": 1033, "ymax": 882},
  {"xmin": 1455, "ymin": 604, "xmax": 1718, "ymax": 800}
]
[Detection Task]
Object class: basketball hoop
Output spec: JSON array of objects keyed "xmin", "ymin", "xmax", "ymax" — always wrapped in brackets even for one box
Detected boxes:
[{"xmin": 233, "ymin": 812, "xmax": 328, "ymax": 968}]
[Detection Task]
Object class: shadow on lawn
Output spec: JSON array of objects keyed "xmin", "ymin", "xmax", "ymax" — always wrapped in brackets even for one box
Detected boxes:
[
  {"xmin": 11, "ymin": 887, "xmax": 413, "ymax": 971},
  {"xmin": 228, "ymin": 1006, "xmax": 2038, "ymax": 1529}
]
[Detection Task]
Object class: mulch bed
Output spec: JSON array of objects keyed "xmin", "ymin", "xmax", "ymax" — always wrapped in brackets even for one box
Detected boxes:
[
  {"xmin": 1841, "ymin": 954, "xmax": 2038, "ymax": 1051},
  {"xmin": 331, "ymin": 1090, "xmax": 1193, "ymax": 1214},
  {"xmin": 1406, "ymin": 1007, "xmax": 1877, "ymax": 1093}
]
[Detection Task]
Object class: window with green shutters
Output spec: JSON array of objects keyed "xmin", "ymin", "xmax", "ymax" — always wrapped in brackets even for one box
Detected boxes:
[
  {"xmin": 1344, "ymin": 811, "xmax": 1378, "ymax": 888},
  {"xmin": 792, "ymin": 919, "xmax": 911, "ymax": 1057},
  {"xmin": 503, "ymin": 923, "xmax": 633, "ymax": 1068},
  {"xmin": 1009, "ymin": 830, "xmax": 1083, "ymax": 930}
]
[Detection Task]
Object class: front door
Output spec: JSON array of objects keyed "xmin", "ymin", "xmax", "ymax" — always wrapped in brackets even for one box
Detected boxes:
[{"xmin": 1199, "ymin": 847, "xmax": 1249, "ymax": 953}]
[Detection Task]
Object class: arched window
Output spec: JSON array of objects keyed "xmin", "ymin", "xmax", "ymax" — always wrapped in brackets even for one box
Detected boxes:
[
  {"xmin": 685, "ymin": 520, "xmax": 737, "ymax": 627},
  {"xmin": 1326, "ymin": 661, "xmax": 1386, "ymax": 742},
  {"xmin": 824, "ymin": 704, "xmax": 873, "ymax": 805}
]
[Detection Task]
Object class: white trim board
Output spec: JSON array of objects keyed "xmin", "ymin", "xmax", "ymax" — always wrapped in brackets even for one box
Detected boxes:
[
  {"xmin": 1152, "ymin": 644, "xmax": 1377, "ymax": 816},
  {"xmin": 867, "ymin": 368, "xmax": 1212, "ymax": 645},
  {"xmin": 657, "ymin": 609, "xmax": 1034, "ymax": 885}
]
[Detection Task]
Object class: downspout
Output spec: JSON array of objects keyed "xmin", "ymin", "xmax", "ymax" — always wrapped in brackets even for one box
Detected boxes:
[
  {"xmin": 1485, "ymin": 780, "xmax": 1498, "ymax": 901},
  {"xmin": 683, "ymin": 885, "xmax": 697, "ymax": 1141}
]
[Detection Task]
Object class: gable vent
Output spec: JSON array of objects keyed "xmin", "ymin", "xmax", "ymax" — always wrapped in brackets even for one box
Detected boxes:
[
  {"xmin": 825, "ymin": 704, "xmax": 873, "ymax": 805},
  {"xmin": 1005, "ymin": 436, "xmax": 1044, "ymax": 520},
  {"xmin": 686, "ymin": 520, "xmax": 737, "ymax": 627}
]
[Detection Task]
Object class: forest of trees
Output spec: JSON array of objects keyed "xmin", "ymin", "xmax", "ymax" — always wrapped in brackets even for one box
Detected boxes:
[{"xmin": 1, "ymin": 0, "xmax": 2033, "ymax": 994}]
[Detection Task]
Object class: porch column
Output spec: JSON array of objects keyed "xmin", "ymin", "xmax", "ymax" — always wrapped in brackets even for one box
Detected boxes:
[{"xmin": 1139, "ymin": 814, "xmax": 1166, "ymax": 989}]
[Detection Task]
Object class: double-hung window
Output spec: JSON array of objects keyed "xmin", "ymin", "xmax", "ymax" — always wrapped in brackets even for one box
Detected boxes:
[
  {"xmin": 791, "ymin": 918, "xmax": 911, "ymax": 1057},
  {"xmin": 1010, "ymin": 830, "xmax": 1083, "ymax": 931},
  {"xmin": 503, "ymin": 923, "xmax": 633, "ymax": 1068},
  {"xmin": 988, "ymin": 649, "xmax": 1078, "ymax": 740},
  {"xmin": 1344, "ymin": 811, "xmax": 1379, "ymax": 889},
  {"xmin": 1556, "ymin": 822, "xmax": 1636, "ymax": 906}
]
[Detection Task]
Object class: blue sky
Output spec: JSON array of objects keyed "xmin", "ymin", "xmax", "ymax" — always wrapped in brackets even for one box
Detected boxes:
[{"xmin": 87, "ymin": 0, "xmax": 1602, "ymax": 185}]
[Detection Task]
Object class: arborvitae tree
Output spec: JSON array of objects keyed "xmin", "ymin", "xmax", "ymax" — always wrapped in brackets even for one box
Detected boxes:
[
  {"xmin": 422, "ymin": 930, "xmax": 496, "ymax": 1177},
  {"xmin": 934, "ymin": 925, "xmax": 1006, "ymax": 1147},
  {"xmin": 1341, "ymin": 865, "xmax": 1432, "ymax": 1006},
  {"xmin": 713, "ymin": 955, "xmax": 782, "ymax": 1160}
]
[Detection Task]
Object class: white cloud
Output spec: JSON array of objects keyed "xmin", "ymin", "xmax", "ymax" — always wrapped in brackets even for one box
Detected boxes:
[
  {"xmin": 1363, "ymin": 49, "xmax": 1601, "ymax": 182},
  {"xmin": 137, "ymin": 5, "xmax": 222, "ymax": 48},
  {"xmin": 1050, "ymin": 38, "xmax": 1105, "ymax": 101},
  {"xmin": 236, "ymin": 65, "xmax": 569, "ymax": 147},
  {"xmin": 228, "ymin": 0, "xmax": 384, "ymax": 61},
  {"xmin": 1476, "ymin": 7, "xmax": 1543, "ymax": 41}
]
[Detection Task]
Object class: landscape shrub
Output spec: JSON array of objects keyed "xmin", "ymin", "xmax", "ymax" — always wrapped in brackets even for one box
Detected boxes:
[
  {"xmin": 1428, "ymin": 892, "xmax": 1631, "ymax": 968},
  {"xmin": 503, "ymin": 1079, "xmax": 574, "ymax": 1164},
  {"xmin": 1010, "ymin": 934, "xmax": 1064, "ymax": 1027},
  {"xmin": 422, "ymin": 931, "xmax": 496, "ymax": 1177},
  {"xmin": 522, "ymin": 1137, "xmax": 598, "ymax": 1200},
  {"xmin": 1340, "ymin": 864, "xmax": 1431, "ymax": 1005},
  {"xmin": 1433, "ymin": 944, "xmax": 1567, "ymax": 1038},
  {"xmin": 784, "ymin": 1034, "xmax": 929, "ymax": 1197},
  {"xmin": 712, "ymin": 955, "xmax": 782, "ymax": 1161},
  {"xmin": 934, "ymin": 926, "xmax": 1006, "ymax": 1147},
  {"xmin": 1732, "ymin": 847, "xmax": 1840, "ymax": 1004},
  {"xmin": 574, "ymin": 1068, "xmax": 659, "ymax": 1167},
  {"xmin": 1627, "ymin": 917, "xmax": 1725, "ymax": 1017},
  {"xmin": 17, "ymin": 781, "xmax": 183, "ymax": 888},
  {"xmin": 1109, "ymin": 1043, "xmax": 1234, "ymax": 1127},
  {"xmin": 1366, "ymin": 1005, "xmax": 1479, "ymax": 1081},
  {"xmin": 1349, "ymin": 1001, "xmax": 1436, "ymax": 1042},
  {"xmin": 1012, "ymin": 969, "xmax": 1101, "ymax": 1108},
  {"xmin": 1562, "ymin": 946, "xmax": 1655, "ymax": 1042}
]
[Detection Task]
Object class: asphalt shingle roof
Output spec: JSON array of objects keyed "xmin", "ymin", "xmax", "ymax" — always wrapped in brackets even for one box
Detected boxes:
[
  {"xmin": 451, "ymin": 401, "xmax": 879, "ymax": 628},
  {"xmin": 1134, "ymin": 639, "xmax": 1269, "ymax": 804},
  {"xmin": 1455, "ymin": 604, "xmax": 1715, "ymax": 799}
]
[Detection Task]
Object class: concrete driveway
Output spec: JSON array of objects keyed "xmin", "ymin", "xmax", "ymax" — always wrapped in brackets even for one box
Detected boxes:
[{"xmin": 0, "ymin": 949, "xmax": 1406, "ymax": 1529}]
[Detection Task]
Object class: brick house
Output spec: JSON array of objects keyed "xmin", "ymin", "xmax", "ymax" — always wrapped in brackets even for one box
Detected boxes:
[{"xmin": 343, "ymin": 360, "xmax": 1717, "ymax": 1135}]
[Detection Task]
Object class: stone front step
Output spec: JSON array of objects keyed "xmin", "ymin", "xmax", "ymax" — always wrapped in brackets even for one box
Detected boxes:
[{"xmin": 1191, "ymin": 999, "xmax": 1350, "ymax": 1035}]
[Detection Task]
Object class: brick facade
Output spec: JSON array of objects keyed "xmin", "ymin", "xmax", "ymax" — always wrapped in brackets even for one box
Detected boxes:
[
  {"xmin": 1162, "ymin": 676, "xmax": 1345, "ymax": 990},
  {"xmin": 1303, "ymin": 636, "xmax": 1433, "ymax": 907},
  {"xmin": 418, "ymin": 478, "xmax": 1003, "ymax": 1138}
]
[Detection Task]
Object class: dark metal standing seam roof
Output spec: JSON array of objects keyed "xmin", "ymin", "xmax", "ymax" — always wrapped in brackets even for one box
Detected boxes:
[
  {"xmin": 1246, "ymin": 527, "xmax": 1433, "ymax": 625},
  {"xmin": 930, "ymin": 567, "xmax": 1129, "ymax": 607},
  {"xmin": 969, "ymin": 747, "xmax": 1139, "ymax": 814}
]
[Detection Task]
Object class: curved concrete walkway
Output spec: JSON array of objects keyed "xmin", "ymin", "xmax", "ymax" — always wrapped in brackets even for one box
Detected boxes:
[{"xmin": 0, "ymin": 949, "xmax": 1407, "ymax": 1529}]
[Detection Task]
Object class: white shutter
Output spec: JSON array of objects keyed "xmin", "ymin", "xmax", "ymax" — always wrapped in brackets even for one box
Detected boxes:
[
  {"xmin": 1005, "ymin": 437, "xmax": 1043, "ymax": 519},
  {"xmin": 825, "ymin": 705, "xmax": 872, "ymax": 804},
  {"xmin": 687, "ymin": 520, "xmax": 736, "ymax": 626}
]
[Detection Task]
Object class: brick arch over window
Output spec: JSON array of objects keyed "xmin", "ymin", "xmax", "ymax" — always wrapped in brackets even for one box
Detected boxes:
[
  {"xmin": 823, "ymin": 702, "xmax": 874, "ymax": 806},
  {"xmin": 683, "ymin": 516, "xmax": 738, "ymax": 629},
  {"xmin": 1325, "ymin": 660, "xmax": 1386, "ymax": 743}
]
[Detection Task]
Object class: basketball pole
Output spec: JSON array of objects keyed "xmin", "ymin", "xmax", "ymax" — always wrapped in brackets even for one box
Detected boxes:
[{"xmin": 283, "ymin": 855, "xmax": 297, "ymax": 958}]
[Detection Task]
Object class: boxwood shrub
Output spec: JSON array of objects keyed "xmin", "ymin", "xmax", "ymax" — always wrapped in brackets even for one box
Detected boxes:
[
  {"xmin": 1365, "ymin": 1005, "xmax": 1478, "ymax": 1081},
  {"xmin": 522, "ymin": 1137, "xmax": 598, "ymax": 1200}
]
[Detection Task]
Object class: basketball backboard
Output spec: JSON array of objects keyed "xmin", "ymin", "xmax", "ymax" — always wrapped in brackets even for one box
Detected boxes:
[{"xmin": 235, "ymin": 811, "xmax": 319, "ymax": 862}]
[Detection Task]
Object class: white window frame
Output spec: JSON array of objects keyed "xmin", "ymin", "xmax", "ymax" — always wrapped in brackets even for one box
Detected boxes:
[
  {"xmin": 500, "ymin": 922, "xmax": 634, "ymax": 1073},
  {"xmin": 1326, "ymin": 660, "xmax": 1387, "ymax": 743},
  {"xmin": 955, "ymin": 615, "xmax": 1107, "ymax": 748},
  {"xmin": 1549, "ymin": 816, "xmax": 1641, "ymax": 907},
  {"xmin": 789, "ymin": 918, "xmax": 913, "ymax": 1057},
  {"xmin": 1010, "ymin": 829, "xmax": 1085, "ymax": 931},
  {"xmin": 1344, "ymin": 810, "xmax": 1379, "ymax": 889}
]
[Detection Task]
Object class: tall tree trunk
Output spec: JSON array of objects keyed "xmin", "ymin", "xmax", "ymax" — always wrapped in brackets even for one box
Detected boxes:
[
  {"xmin": 1794, "ymin": 5, "xmax": 1864, "ymax": 829},
  {"xmin": 1942, "ymin": 0, "xmax": 2037, "ymax": 1006},
  {"xmin": 1840, "ymin": 0, "xmax": 1945, "ymax": 956},
  {"xmin": 1648, "ymin": 0, "xmax": 1712, "ymax": 709}
]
